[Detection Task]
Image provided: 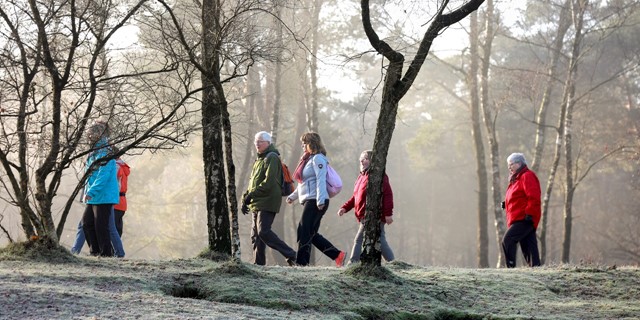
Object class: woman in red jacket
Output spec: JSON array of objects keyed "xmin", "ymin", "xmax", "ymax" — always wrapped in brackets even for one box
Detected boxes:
[
  {"xmin": 502, "ymin": 152, "xmax": 541, "ymax": 268},
  {"xmin": 337, "ymin": 150, "xmax": 394, "ymax": 265}
]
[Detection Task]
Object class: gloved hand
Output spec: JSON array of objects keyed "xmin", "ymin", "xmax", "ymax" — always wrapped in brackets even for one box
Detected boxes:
[{"xmin": 241, "ymin": 194, "xmax": 252, "ymax": 215}]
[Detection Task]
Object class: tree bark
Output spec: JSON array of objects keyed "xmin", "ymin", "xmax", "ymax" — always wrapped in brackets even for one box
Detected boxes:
[
  {"xmin": 561, "ymin": 0, "xmax": 587, "ymax": 264},
  {"xmin": 202, "ymin": 0, "xmax": 231, "ymax": 255},
  {"xmin": 534, "ymin": 0, "xmax": 572, "ymax": 264},
  {"xmin": 469, "ymin": 11, "xmax": 489, "ymax": 268}
]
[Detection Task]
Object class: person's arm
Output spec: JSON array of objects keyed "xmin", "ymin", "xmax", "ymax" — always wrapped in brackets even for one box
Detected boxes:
[
  {"xmin": 522, "ymin": 172, "xmax": 541, "ymax": 217},
  {"xmin": 312, "ymin": 155, "xmax": 329, "ymax": 207},
  {"xmin": 381, "ymin": 174, "xmax": 394, "ymax": 224},
  {"xmin": 250, "ymin": 154, "xmax": 281, "ymax": 198}
]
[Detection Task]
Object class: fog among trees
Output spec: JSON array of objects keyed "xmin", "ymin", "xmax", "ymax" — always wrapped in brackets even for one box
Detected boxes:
[{"xmin": 1, "ymin": 0, "xmax": 638, "ymax": 267}]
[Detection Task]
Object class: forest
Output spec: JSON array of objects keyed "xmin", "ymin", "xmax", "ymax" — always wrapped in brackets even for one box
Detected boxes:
[{"xmin": 1, "ymin": 0, "xmax": 639, "ymax": 269}]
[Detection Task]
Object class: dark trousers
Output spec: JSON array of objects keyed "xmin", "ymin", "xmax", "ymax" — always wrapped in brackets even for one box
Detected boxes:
[
  {"xmin": 82, "ymin": 204, "xmax": 114, "ymax": 257},
  {"xmin": 251, "ymin": 210, "xmax": 296, "ymax": 265},
  {"xmin": 114, "ymin": 210, "xmax": 125, "ymax": 237},
  {"xmin": 296, "ymin": 199, "xmax": 340, "ymax": 266},
  {"xmin": 502, "ymin": 220, "xmax": 541, "ymax": 268}
]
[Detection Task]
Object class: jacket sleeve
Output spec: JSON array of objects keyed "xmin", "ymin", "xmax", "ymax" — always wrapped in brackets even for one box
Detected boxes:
[
  {"xmin": 251, "ymin": 155, "xmax": 281, "ymax": 198},
  {"xmin": 381, "ymin": 174, "xmax": 394, "ymax": 217},
  {"xmin": 341, "ymin": 174, "xmax": 361, "ymax": 212},
  {"xmin": 522, "ymin": 172, "xmax": 541, "ymax": 216},
  {"xmin": 312, "ymin": 155, "xmax": 329, "ymax": 204}
]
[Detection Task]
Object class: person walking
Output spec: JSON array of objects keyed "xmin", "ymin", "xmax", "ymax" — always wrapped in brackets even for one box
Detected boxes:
[
  {"xmin": 242, "ymin": 131, "xmax": 297, "ymax": 266},
  {"xmin": 71, "ymin": 146, "xmax": 126, "ymax": 257},
  {"xmin": 81, "ymin": 121, "xmax": 121, "ymax": 257},
  {"xmin": 286, "ymin": 132, "xmax": 346, "ymax": 267},
  {"xmin": 337, "ymin": 150, "xmax": 394, "ymax": 264},
  {"xmin": 113, "ymin": 147, "xmax": 130, "ymax": 237},
  {"xmin": 502, "ymin": 152, "xmax": 542, "ymax": 268}
]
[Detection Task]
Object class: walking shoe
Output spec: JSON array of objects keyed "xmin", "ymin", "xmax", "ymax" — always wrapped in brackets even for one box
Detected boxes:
[
  {"xmin": 286, "ymin": 258, "xmax": 297, "ymax": 267},
  {"xmin": 335, "ymin": 251, "xmax": 346, "ymax": 267}
]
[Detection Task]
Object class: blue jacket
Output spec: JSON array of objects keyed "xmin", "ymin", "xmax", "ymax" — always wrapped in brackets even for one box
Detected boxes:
[
  {"xmin": 85, "ymin": 138, "xmax": 119, "ymax": 205},
  {"xmin": 287, "ymin": 153, "xmax": 329, "ymax": 205}
]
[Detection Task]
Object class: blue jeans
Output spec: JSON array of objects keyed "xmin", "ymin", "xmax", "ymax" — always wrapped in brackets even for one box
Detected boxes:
[{"xmin": 72, "ymin": 206, "xmax": 125, "ymax": 257}]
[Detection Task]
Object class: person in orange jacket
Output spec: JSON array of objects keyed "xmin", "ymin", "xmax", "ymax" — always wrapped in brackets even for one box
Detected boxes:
[
  {"xmin": 502, "ymin": 152, "xmax": 541, "ymax": 268},
  {"xmin": 112, "ymin": 147, "xmax": 130, "ymax": 237}
]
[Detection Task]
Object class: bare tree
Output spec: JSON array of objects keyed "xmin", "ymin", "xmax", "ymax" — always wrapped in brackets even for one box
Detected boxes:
[
  {"xmin": 0, "ymin": 0, "xmax": 201, "ymax": 243},
  {"xmin": 359, "ymin": 0, "xmax": 485, "ymax": 267},
  {"xmin": 160, "ymin": 0, "xmax": 299, "ymax": 258}
]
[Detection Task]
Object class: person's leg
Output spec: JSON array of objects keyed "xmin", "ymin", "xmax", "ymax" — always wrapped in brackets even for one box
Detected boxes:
[
  {"xmin": 251, "ymin": 211, "xmax": 266, "ymax": 265},
  {"xmin": 349, "ymin": 223, "xmax": 365, "ymax": 264},
  {"xmin": 296, "ymin": 201, "xmax": 317, "ymax": 266},
  {"xmin": 82, "ymin": 205, "xmax": 99, "ymax": 256},
  {"xmin": 114, "ymin": 210, "xmax": 125, "ymax": 237},
  {"xmin": 520, "ymin": 229, "xmax": 541, "ymax": 267},
  {"xmin": 109, "ymin": 207, "xmax": 125, "ymax": 257},
  {"xmin": 308, "ymin": 201, "xmax": 341, "ymax": 260},
  {"xmin": 95, "ymin": 204, "xmax": 114, "ymax": 257},
  {"xmin": 379, "ymin": 222, "xmax": 395, "ymax": 262},
  {"xmin": 255, "ymin": 210, "xmax": 296, "ymax": 261},
  {"xmin": 71, "ymin": 220, "xmax": 85, "ymax": 254},
  {"xmin": 501, "ymin": 221, "xmax": 531, "ymax": 268}
]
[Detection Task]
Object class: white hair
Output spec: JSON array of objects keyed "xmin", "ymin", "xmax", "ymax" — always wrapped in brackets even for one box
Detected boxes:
[
  {"xmin": 254, "ymin": 131, "xmax": 272, "ymax": 143},
  {"xmin": 507, "ymin": 153, "xmax": 527, "ymax": 165}
]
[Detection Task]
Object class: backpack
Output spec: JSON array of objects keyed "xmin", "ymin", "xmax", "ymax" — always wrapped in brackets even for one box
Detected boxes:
[
  {"xmin": 326, "ymin": 164, "xmax": 342, "ymax": 198},
  {"xmin": 266, "ymin": 152, "xmax": 295, "ymax": 196}
]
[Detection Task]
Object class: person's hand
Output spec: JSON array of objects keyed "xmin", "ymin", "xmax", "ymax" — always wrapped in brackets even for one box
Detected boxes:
[
  {"xmin": 241, "ymin": 203, "xmax": 249, "ymax": 215},
  {"xmin": 337, "ymin": 208, "xmax": 346, "ymax": 217},
  {"xmin": 241, "ymin": 194, "xmax": 252, "ymax": 215},
  {"xmin": 85, "ymin": 195, "xmax": 92, "ymax": 201},
  {"xmin": 286, "ymin": 197, "xmax": 293, "ymax": 204},
  {"xmin": 385, "ymin": 216, "xmax": 394, "ymax": 225},
  {"xmin": 317, "ymin": 203, "xmax": 325, "ymax": 210}
]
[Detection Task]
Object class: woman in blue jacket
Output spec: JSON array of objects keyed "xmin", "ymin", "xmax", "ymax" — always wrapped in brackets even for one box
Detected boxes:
[{"xmin": 82, "ymin": 121, "xmax": 120, "ymax": 257}]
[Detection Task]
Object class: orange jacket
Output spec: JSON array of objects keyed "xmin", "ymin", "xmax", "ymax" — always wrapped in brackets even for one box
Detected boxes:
[{"xmin": 113, "ymin": 159, "xmax": 130, "ymax": 212}]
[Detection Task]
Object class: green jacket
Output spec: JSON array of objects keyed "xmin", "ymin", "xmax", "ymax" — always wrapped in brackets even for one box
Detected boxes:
[{"xmin": 245, "ymin": 144, "xmax": 283, "ymax": 213}]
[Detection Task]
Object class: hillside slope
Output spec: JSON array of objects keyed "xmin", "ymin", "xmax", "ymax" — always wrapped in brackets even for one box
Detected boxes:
[{"xmin": 0, "ymin": 243, "xmax": 638, "ymax": 319}]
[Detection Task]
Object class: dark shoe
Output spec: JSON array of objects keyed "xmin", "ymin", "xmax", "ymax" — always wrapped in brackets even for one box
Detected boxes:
[{"xmin": 286, "ymin": 258, "xmax": 298, "ymax": 267}]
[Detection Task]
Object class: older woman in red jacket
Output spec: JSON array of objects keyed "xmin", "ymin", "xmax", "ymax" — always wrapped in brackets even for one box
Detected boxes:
[
  {"xmin": 502, "ymin": 152, "xmax": 541, "ymax": 268},
  {"xmin": 337, "ymin": 150, "xmax": 394, "ymax": 265}
]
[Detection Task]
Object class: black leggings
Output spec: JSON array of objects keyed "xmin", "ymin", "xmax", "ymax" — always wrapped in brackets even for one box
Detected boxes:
[
  {"xmin": 502, "ymin": 220, "xmax": 541, "ymax": 267},
  {"xmin": 82, "ymin": 204, "xmax": 114, "ymax": 257},
  {"xmin": 295, "ymin": 199, "xmax": 340, "ymax": 265}
]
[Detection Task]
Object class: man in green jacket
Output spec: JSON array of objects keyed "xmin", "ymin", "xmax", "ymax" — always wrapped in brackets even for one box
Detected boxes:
[{"xmin": 242, "ymin": 131, "xmax": 297, "ymax": 266}]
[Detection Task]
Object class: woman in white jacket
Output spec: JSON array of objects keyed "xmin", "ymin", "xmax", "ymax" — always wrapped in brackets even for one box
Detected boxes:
[{"xmin": 287, "ymin": 132, "xmax": 346, "ymax": 267}]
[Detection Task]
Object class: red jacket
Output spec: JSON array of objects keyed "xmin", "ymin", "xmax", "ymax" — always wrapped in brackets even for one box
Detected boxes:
[
  {"xmin": 113, "ymin": 159, "xmax": 130, "ymax": 212},
  {"xmin": 340, "ymin": 171, "xmax": 393, "ymax": 223},
  {"xmin": 505, "ymin": 166, "xmax": 541, "ymax": 229}
]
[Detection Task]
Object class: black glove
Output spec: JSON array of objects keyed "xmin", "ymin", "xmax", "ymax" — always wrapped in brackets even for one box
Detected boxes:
[
  {"xmin": 501, "ymin": 201, "xmax": 505, "ymax": 209},
  {"xmin": 241, "ymin": 194, "xmax": 252, "ymax": 215}
]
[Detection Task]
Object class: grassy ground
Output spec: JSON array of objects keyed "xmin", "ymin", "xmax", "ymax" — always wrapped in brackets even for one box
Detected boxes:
[{"xmin": 1, "ymin": 238, "xmax": 639, "ymax": 320}]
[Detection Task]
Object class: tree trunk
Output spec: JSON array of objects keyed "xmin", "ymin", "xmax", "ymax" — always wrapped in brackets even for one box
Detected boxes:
[
  {"xmin": 202, "ymin": 0, "xmax": 231, "ymax": 255},
  {"xmin": 307, "ymin": 0, "xmax": 322, "ymax": 133},
  {"xmin": 535, "ymin": 0, "xmax": 572, "ymax": 264},
  {"xmin": 359, "ymin": 0, "xmax": 485, "ymax": 267},
  {"xmin": 561, "ymin": 0, "xmax": 586, "ymax": 264},
  {"xmin": 477, "ymin": 0, "xmax": 505, "ymax": 267},
  {"xmin": 469, "ymin": 11, "xmax": 489, "ymax": 268}
]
